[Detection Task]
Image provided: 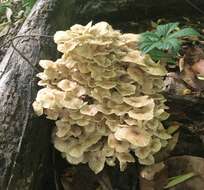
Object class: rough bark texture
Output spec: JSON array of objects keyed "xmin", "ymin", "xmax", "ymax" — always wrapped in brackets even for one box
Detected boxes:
[
  {"xmin": 0, "ymin": 22, "xmax": 23, "ymax": 63},
  {"xmin": 1, "ymin": 0, "xmax": 204, "ymax": 190},
  {"xmin": 0, "ymin": 0, "xmax": 76, "ymax": 189}
]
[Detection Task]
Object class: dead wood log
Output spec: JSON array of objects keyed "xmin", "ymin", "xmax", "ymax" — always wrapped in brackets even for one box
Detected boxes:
[{"xmin": 0, "ymin": 0, "xmax": 77, "ymax": 189}]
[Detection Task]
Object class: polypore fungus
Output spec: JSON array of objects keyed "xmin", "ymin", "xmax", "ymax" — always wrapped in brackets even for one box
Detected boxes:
[{"xmin": 33, "ymin": 21, "xmax": 171, "ymax": 174}]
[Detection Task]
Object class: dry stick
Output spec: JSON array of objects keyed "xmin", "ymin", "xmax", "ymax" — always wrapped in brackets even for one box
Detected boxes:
[
  {"xmin": 97, "ymin": 178, "xmax": 111, "ymax": 190},
  {"xmin": 0, "ymin": 34, "xmax": 53, "ymax": 50},
  {"xmin": 1, "ymin": 34, "xmax": 54, "ymax": 73},
  {"xmin": 185, "ymin": 0, "xmax": 204, "ymax": 15},
  {"xmin": 96, "ymin": 172, "xmax": 113, "ymax": 190},
  {"xmin": 11, "ymin": 39, "xmax": 40, "ymax": 72}
]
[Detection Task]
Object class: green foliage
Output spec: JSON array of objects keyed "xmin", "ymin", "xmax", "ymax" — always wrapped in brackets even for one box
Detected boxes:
[
  {"xmin": 139, "ymin": 22, "xmax": 200, "ymax": 63},
  {"xmin": 22, "ymin": 0, "xmax": 37, "ymax": 16},
  {"xmin": 22, "ymin": 0, "xmax": 36, "ymax": 8},
  {"xmin": 0, "ymin": 0, "xmax": 37, "ymax": 24},
  {"xmin": 0, "ymin": 1, "xmax": 11, "ymax": 16},
  {"xmin": 164, "ymin": 172, "xmax": 195, "ymax": 189}
]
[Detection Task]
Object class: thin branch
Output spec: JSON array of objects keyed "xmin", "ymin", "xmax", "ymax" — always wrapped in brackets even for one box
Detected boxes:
[
  {"xmin": 0, "ymin": 34, "xmax": 53, "ymax": 50},
  {"xmin": 1, "ymin": 34, "xmax": 54, "ymax": 72},
  {"xmin": 11, "ymin": 39, "xmax": 40, "ymax": 72},
  {"xmin": 185, "ymin": 0, "xmax": 204, "ymax": 15},
  {"xmin": 96, "ymin": 171, "xmax": 113, "ymax": 190}
]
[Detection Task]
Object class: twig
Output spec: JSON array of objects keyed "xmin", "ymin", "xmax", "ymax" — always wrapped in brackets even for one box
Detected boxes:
[
  {"xmin": 97, "ymin": 178, "xmax": 111, "ymax": 190},
  {"xmin": 0, "ymin": 34, "xmax": 53, "ymax": 50},
  {"xmin": 96, "ymin": 171, "xmax": 113, "ymax": 190},
  {"xmin": 11, "ymin": 39, "xmax": 40, "ymax": 72},
  {"xmin": 185, "ymin": 0, "xmax": 204, "ymax": 15},
  {"xmin": 1, "ymin": 34, "xmax": 54, "ymax": 72}
]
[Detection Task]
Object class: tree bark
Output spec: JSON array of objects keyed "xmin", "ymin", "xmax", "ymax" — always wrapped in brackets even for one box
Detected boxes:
[{"xmin": 0, "ymin": 0, "xmax": 77, "ymax": 189}]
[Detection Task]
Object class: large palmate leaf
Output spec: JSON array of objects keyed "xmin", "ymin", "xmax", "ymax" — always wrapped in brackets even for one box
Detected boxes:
[
  {"xmin": 168, "ymin": 28, "xmax": 200, "ymax": 38},
  {"xmin": 139, "ymin": 22, "xmax": 200, "ymax": 63},
  {"xmin": 155, "ymin": 22, "xmax": 179, "ymax": 37},
  {"xmin": 148, "ymin": 49, "xmax": 176, "ymax": 63}
]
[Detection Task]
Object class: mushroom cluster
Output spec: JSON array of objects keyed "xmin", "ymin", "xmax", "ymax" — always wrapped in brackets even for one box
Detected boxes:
[{"xmin": 33, "ymin": 22, "xmax": 171, "ymax": 174}]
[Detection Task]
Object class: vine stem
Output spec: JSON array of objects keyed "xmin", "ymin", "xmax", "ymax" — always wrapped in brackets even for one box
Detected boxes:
[
  {"xmin": 185, "ymin": 0, "xmax": 204, "ymax": 15},
  {"xmin": 0, "ymin": 34, "xmax": 54, "ymax": 72}
]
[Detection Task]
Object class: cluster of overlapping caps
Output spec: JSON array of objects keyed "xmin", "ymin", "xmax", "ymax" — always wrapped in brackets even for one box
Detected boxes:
[{"xmin": 33, "ymin": 22, "xmax": 171, "ymax": 173}]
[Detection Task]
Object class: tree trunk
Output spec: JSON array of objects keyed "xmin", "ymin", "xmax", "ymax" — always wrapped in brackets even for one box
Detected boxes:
[{"xmin": 0, "ymin": 0, "xmax": 76, "ymax": 189}]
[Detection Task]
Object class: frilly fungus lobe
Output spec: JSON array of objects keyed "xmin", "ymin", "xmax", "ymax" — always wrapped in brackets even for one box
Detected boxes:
[{"xmin": 33, "ymin": 22, "xmax": 170, "ymax": 174}]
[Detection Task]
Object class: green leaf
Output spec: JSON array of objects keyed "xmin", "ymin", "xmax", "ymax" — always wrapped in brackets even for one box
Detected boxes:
[
  {"xmin": 168, "ymin": 28, "xmax": 200, "ymax": 38},
  {"xmin": 142, "ymin": 41, "xmax": 163, "ymax": 54},
  {"xmin": 148, "ymin": 49, "xmax": 176, "ymax": 63},
  {"xmin": 22, "ymin": 0, "xmax": 36, "ymax": 8},
  {"xmin": 148, "ymin": 49, "xmax": 167, "ymax": 60},
  {"xmin": 0, "ymin": 2, "xmax": 11, "ymax": 16},
  {"xmin": 139, "ymin": 23, "xmax": 181, "ymax": 54},
  {"xmin": 142, "ymin": 31, "xmax": 160, "ymax": 41},
  {"xmin": 164, "ymin": 38, "xmax": 181, "ymax": 53},
  {"xmin": 155, "ymin": 22, "xmax": 179, "ymax": 37},
  {"xmin": 164, "ymin": 172, "xmax": 195, "ymax": 189},
  {"xmin": 138, "ymin": 22, "xmax": 200, "ymax": 65}
]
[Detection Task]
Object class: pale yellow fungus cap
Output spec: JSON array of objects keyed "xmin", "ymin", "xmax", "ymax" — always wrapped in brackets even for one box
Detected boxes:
[{"xmin": 33, "ymin": 21, "xmax": 170, "ymax": 174}]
